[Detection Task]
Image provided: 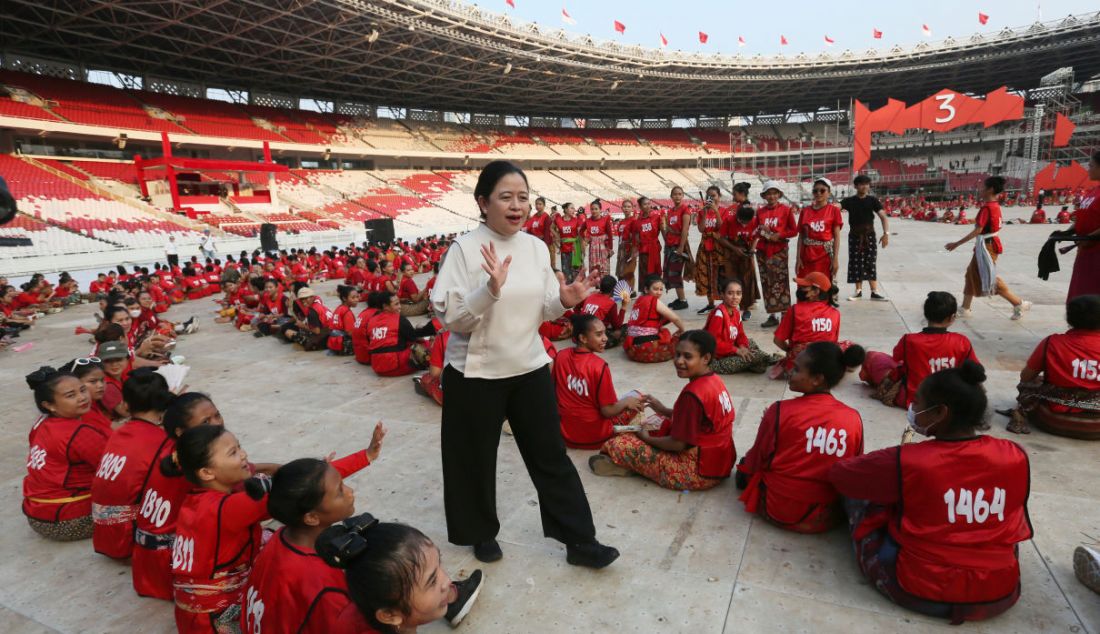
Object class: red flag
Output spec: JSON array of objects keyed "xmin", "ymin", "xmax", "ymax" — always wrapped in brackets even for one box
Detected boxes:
[
  {"xmin": 561, "ymin": 8, "xmax": 576, "ymax": 25},
  {"xmin": 659, "ymin": 33, "xmax": 668, "ymax": 47},
  {"xmin": 699, "ymin": 31, "xmax": 709, "ymax": 44},
  {"xmin": 613, "ymin": 20, "xmax": 625, "ymax": 34},
  {"xmin": 780, "ymin": 35, "xmax": 788, "ymax": 45},
  {"xmin": 505, "ymin": 0, "xmax": 514, "ymax": 7},
  {"xmin": 873, "ymin": 28, "xmax": 883, "ymax": 39},
  {"xmin": 824, "ymin": 35, "xmax": 835, "ymax": 45},
  {"xmin": 978, "ymin": 12, "xmax": 989, "ymax": 25},
  {"xmin": 921, "ymin": 24, "xmax": 932, "ymax": 37},
  {"xmin": 737, "ymin": 35, "xmax": 746, "ymax": 47}
]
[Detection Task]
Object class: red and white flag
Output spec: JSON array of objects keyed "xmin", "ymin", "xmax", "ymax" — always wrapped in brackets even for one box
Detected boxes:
[
  {"xmin": 613, "ymin": 20, "xmax": 625, "ymax": 34},
  {"xmin": 978, "ymin": 12, "xmax": 990, "ymax": 25},
  {"xmin": 824, "ymin": 35, "xmax": 835, "ymax": 46},
  {"xmin": 921, "ymin": 24, "xmax": 932, "ymax": 37},
  {"xmin": 872, "ymin": 28, "xmax": 883, "ymax": 39},
  {"xmin": 505, "ymin": 0, "xmax": 514, "ymax": 7},
  {"xmin": 699, "ymin": 31, "xmax": 709, "ymax": 44},
  {"xmin": 659, "ymin": 33, "xmax": 668, "ymax": 48},
  {"xmin": 780, "ymin": 35, "xmax": 788, "ymax": 45},
  {"xmin": 561, "ymin": 7, "xmax": 576, "ymax": 25},
  {"xmin": 737, "ymin": 36, "xmax": 746, "ymax": 47}
]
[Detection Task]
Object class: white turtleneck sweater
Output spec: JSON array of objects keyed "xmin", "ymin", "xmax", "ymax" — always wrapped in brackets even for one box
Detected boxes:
[{"xmin": 431, "ymin": 222, "xmax": 567, "ymax": 379}]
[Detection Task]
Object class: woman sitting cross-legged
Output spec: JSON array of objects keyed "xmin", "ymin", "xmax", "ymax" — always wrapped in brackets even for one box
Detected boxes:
[
  {"xmin": 623, "ymin": 274, "xmax": 686, "ymax": 363},
  {"xmin": 591, "ymin": 330, "xmax": 735, "ymax": 491},
  {"xmin": 367, "ymin": 291, "xmax": 433, "ymax": 377},
  {"xmin": 554, "ymin": 313, "xmax": 647, "ymax": 449},
  {"xmin": 829, "ymin": 361, "xmax": 1033, "ymax": 624},
  {"xmin": 1004, "ymin": 294, "xmax": 1100, "ymax": 438},
  {"xmin": 705, "ymin": 279, "xmax": 783, "ymax": 374},
  {"xmin": 736, "ymin": 341, "xmax": 865, "ymax": 533},
  {"xmin": 861, "ymin": 291, "xmax": 979, "ymax": 408}
]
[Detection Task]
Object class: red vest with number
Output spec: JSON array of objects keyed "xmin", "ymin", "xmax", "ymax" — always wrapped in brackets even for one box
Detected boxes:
[
  {"xmin": 241, "ymin": 528, "xmax": 353, "ymax": 634},
  {"xmin": 665, "ymin": 204, "xmax": 690, "ymax": 247},
  {"xmin": 895, "ymin": 331, "xmax": 977, "ymax": 406},
  {"xmin": 784, "ymin": 301, "xmax": 840, "ymax": 346},
  {"xmin": 626, "ymin": 295, "xmax": 663, "ymax": 331},
  {"xmin": 367, "ymin": 311, "xmax": 400, "ymax": 351},
  {"xmin": 699, "ymin": 208, "xmax": 722, "ymax": 251},
  {"xmin": 306, "ymin": 299, "xmax": 333, "ymax": 329},
  {"xmin": 91, "ymin": 419, "xmax": 172, "ymax": 559},
  {"xmin": 23, "ymin": 416, "xmax": 108, "ymax": 522},
  {"xmin": 1042, "ymin": 330, "xmax": 1100, "ymax": 390},
  {"xmin": 762, "ymin": 394, "xmax": 863, "ymax": 505},
  {"xmin": 680, "ymin": 374, "xmax": 735, "ymax": 478},
  {"xmin": 892, "ymin": 436, "xmax": 1032, "ymax": 603},
  {"xmin": 352, "ymin": 308, "xmax": 379, "ymax": 363}
]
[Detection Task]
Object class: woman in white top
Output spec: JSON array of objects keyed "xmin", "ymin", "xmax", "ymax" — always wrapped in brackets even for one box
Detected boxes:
[{"xmin": 432, "ymin": 161, "xmax": 619, "ymax": 569}]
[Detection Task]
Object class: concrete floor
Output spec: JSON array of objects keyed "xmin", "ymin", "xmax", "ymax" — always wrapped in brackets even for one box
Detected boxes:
[{"xmin": 1, "ymin": 219, "xmax": 1096, "ymax": 634}]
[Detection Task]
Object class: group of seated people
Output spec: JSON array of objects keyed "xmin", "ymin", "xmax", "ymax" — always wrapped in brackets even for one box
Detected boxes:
[{"xmin": 22, "ymin": 363, "xmax": 484, "ymax": 633}]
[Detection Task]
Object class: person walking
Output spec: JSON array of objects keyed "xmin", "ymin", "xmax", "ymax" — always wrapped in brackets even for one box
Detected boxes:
[{"xmin": 431, "ymin": 160, "xmax": 619, "ymax": 569}]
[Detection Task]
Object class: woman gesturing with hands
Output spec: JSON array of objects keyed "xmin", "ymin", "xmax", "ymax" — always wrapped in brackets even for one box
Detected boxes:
[{"xmin": 431, "ymin": 161, "xmax": 618, "ymax": 570}]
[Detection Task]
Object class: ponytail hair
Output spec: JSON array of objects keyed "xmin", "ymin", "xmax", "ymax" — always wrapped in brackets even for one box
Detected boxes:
[
  {"xmin": 267, "ymin": 458, "xmax": 330, "ymax": 528},
  {"xmin": 917, "ymin": 359, "xmax": 989, "ymax": 433},
  {"xmin": 163, "ymin": 392, "xmax": 214, "ymax": 438},
  {"xmin": 317, "ymin": 515, "xmax": 435, "ymax": 634},
  {"xmin": 337, "ymin": 285, "xmax": 357, "ymax": 302},
  {"xmin": 165, "ymin": 425, "xmax": 228, "ymax": 485},
  {"xmin": 801, "ymin": 342, "xmax": 866, "ymax": 388}
]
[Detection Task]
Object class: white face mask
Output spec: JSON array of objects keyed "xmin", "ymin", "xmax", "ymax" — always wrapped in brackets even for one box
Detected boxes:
[
  {"xmin": 906, "ymin": 403, "xmax": 938, "ymax": 436},
  {"xmin": 129, "ymin": 309, "xmax": 142, "ymax": 318}
]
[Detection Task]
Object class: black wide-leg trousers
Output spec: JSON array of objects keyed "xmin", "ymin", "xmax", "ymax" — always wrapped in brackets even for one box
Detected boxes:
[{"xmin": 441, "ymin": 364, "xmax": 596, "ymax": 546}]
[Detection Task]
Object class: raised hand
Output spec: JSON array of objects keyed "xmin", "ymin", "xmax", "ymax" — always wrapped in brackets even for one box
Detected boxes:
[
  {"xmin": 480, "ymin": 241, "xmax": 512, "ymax": 297},
  {"xmin": 558, "ymin": 269, "xmax": 599, "ymax": 308},
  {"xmin": 366, "ymin": 421, "xmax": 387, "ymax": 462}
]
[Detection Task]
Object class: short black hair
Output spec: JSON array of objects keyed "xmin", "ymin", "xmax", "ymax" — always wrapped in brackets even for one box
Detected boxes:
[
  {"xmin": 1066, "ymin": 294, "xmax": 1100, "ymax": 330},
  {"xmin": 984, "ymin": 176, "xmax": 1006, "ymax": 194},
  {"xmin": 853, "ymin": 175, "xmax": 872, "ymax": 186},
  {"xmin": 679, "ymin": 329, "xmax": 716, "ymax": 357},
  {"xmin": 923, "ymin": 291, "xmax": 958, "ymax": 323}
]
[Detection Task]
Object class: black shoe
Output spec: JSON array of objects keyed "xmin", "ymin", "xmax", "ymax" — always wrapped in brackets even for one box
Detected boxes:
[
  {"xmin": 412, "ymin": 376, "xmax": 428, "ymax": 397},
  {"xmin": 669, "ymin": 299, "xmax": 688, "ymax": 310},
  {"xmin": 696, "ymin": 304, "xmax": 715, "ymax": 315},
  {"xmin": 566, "ymin": 541, "xmax": 619, "ymax": 569},
  {"xmin": 870, "ymin": 292, "xmax": 889, "ymax": 302},
  {"xmin": 473, "ymin": 539, "xmax": 502, "ymax": 563},
  {"xmin": 761, "ymin": 315, "xmax": 779, "ymax": 328},
  {"xmin": 445, "ymin": 569, "xmax": 484, "ymax": 628}
]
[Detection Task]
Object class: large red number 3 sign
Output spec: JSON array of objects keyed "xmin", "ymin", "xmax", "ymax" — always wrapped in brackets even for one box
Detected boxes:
[{"xmin": 852, "ymin": 87, "xmax": 1025, "ymax": 172}]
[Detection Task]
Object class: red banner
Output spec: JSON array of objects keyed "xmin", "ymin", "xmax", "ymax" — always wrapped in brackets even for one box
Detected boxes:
[{"xmin": 853, "ymin": 87, "xmax": 1024, "ymax": 172}]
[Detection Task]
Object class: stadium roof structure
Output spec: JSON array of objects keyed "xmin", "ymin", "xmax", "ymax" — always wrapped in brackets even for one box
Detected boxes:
[{"xmin": 5, "ymin": 0, "xmax": 1100, "ymax": 119}]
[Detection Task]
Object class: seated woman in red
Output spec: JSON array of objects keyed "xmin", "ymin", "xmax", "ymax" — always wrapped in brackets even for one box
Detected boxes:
[
  {"xmin": 539, "ymin": 309, "xmax": 575, "ymax": 342},
  {"xmin": 367, "ymin": 291, "xmax": 431, "ymax": 377},
  {"xmin": 737, "ymin": 342, "xmax": 865, "ymax": 533},
  {"xmin": 62, "ymin": 357, "xmax": 113, "ymax": 432},
  {"xmin": 415, "ymin": 328, "xmax": 449, "ymax": 406},
  {"xmin": 940, "ymin": 209, "xmax": 956, "ymax": 224},
  {"xmin": 553, "ymin": 314, "xmax": 646, "ymax": 449},
  {"xmin": 1005, "ymin": 294, "xmax": 1100, "ymax": 437},
  {"xmin": 706, "ymin": 279, "xmax": 782, "ymax": 374},
  {"xmin": 251, "ymin": 278, "xmax": 288, "ymax": 337},
  {"xmin": 592, "ymin": 330, "xmax": 735, "ymax": 491},
  {"xmin": 326, "ymin": 285, "xmax": 360, "ymax": 356},
  {"xmin": 769, "ymin": 271, "xmax": 850, "ymax": 379},
  {"xmin": 169, "ymin": 425, "xmax": 271, "ymax": 633},
  {"xmin": 829, "ymin": 361, "xmax": 1033, "ymax": 624},
  {"xmin": 578, "ymin": 275, "xmax": 631, "ymax": 348},
  {"xmin": 1030, "ymin": 204, "xmax": 1048, "ymax": 224},
  {"xmin": 283, "ymin": 287, "xmax": 333, "ymax": 352},
  {"xmin": 241, "ymin": 425, "xmax": 389, "ymax": 633},
  {"xmin": 91, "ymin": 371, "xmax": 176, "ymax": 560},
  {"xmin": 862, "ymin": 291, "xmax": 979, "ymax": 408},
  {"xmin": 316, "ymin": 515, "xmax": 485, "ymax": 632},
  {"xmin": 955, "ymin": 208, "xmax": 972, "ymax": 225},
  {"xmin": 23, "ymin": 367, "xmax": 109, "ymax": 541},
  {"xmin": 1057, "ymin": 206, "xmax": 1073, "ymax": 224},
  {"xmin": 398, "ymin": 262, "xmax": 430, "ymax": 317},
  {"xmin": 623, "ymin": 274, "xmax": 686, "ymax": 363}
]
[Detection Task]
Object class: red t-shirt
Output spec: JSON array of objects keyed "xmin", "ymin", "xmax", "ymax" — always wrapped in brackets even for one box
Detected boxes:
[
  {"xmin": 798, "ymin": 204, "xmax": 844, "ymax": 243},
  {"xmin": 755, "ymin": 204, "xmax": 799, "ymax": 258},
  {"xmin": 524, "ymin": 212, "xmax": 552, "ymax": 244},
  {"xmin": 774, "ymin": 301, "xmax": 840, "ymax": 346},
  {"xmin": 584, "ymin": 215, "xmax": 614, "ymax": 247},
  {"xmin": 892, "ymin": 329, "xmax": 979, "ymax": 406},
  {"xmin": 398, "ymin": 277, "xmax": 419, "ymax": 301},
  {"xmin": 579, "ymin": 293, "xmax": 624, "ymax": 329},
  {"xmin": 429, "ymin": 330, "xmax": 451, "ymax": 370},
  {"xmin": 697, "ymin": 207, "xmax": 723, "ymax": 251},
  {"xmin": 664, "ymin": 204, "xmax": 691, "ymax": 247},
  {"xmin": 23, "ymin": 415, "xmax": 109, "ymax": 522},
  {"xmin": 1077, "ymin": 186, "xmax": 1100, "ymax": 252},
  {"xmin": 553, "ymin": 348, "xmax": 620, "ymax": 449},
  {"xmin": 635, "ymin": 214, "xmax": 662, "ymax": 246},
  {"xmin": 975, "ymin": 201, "xmax": 1004, "ymax": 254},
  {"xmin": 704, "ymin": 304, "xmax": 749, "ymax": 358},
  {"xmin": 555, "ymin": 216, "xmax": 584, "ymax": 252},
  {"xmin": 721, "ymin": 214, "xmax": 756, "ymax": 245}
]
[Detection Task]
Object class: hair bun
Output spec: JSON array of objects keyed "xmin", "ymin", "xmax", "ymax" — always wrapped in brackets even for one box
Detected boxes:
[
  {"xmin": 841, "ymin": 344, "xmax": 867, "ymax": 369},
  {"xmin": 25, "ymin": 366, "xmax": 59, "ymax": 390},
  {"xmin": 316, "ymin": 525, "xmax": 356, "ymax": 569},
  {"xmin": 958, "ymin": 360, "xmax": 987, "ymax": 385},
  {"xmin": 243, "ymin": 474, "xmax": 273, "ymax": 500}
]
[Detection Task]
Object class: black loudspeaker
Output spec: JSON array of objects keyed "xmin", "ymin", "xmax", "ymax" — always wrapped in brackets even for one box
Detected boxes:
[
  {"xmin": 260, "ymin": 223, "xmax": 279, "ymax": 252},
  {"xmin": 365, "ymin": 218, "xmax": 395, "ymax": 245}
]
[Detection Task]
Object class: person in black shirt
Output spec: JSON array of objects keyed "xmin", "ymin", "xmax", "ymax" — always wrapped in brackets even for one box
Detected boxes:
[{"xmin": 840, "ymin": 175, "xmax": 890, "ymax": 301}]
